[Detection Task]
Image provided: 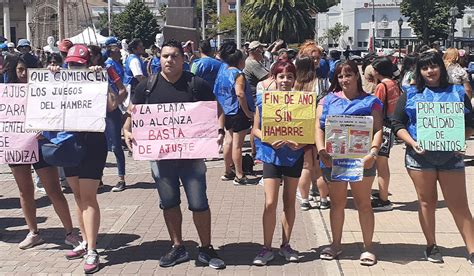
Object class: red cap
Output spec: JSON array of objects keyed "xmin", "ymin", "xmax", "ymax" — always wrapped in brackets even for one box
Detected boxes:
[
  {"xmin": 64, "ymin": 45, "xmax": 90, "ymax": 64},
  {"xmin": 58, "ymin": 39, "xmax": 73, "ymax": 53}
]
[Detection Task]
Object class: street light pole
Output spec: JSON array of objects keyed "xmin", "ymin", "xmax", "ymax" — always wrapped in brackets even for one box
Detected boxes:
[
  {"xmin": 236, "ymin": 0, "xmax": 241, "ymax": 49},
  {"xmin": 217, "ymin": 0, "xmax": 221, "ymax": 48},
  {"xmin": 202, "ymin": 0, "xmax": 206, "ymax": 40},
  {"xmin": 108, "ymin": 0, "xmax": 112, "ymax": 36},
  {"xmin": 371, "ymin": 0, "xmax": 376, "ymax": 52},
  {"xmin": 450, "ymin": 7, "xmax": 457, "ymax": 48},
  {"xmin": 398, "ymin": 17, "xmax": 403, "ymax": 61}
]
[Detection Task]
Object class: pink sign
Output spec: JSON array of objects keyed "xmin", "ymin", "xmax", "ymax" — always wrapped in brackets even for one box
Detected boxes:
[
  {"xmin": 131, "ymin": 101, "xmax": 219, "ymax": 160},
  {"xmin": 0, "ymin": 84, "xmax": 39, "ymax": 164},
  {"xmin": 0, "ymin": 84, "xmax": 28, "ymax": 122},
  {"xmin": 0, "ymin": 124, "xmax": 39, "ymax": 164}
]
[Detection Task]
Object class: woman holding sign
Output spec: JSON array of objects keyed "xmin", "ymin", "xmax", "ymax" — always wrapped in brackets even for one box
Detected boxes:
[
  {"xmin": 8, "ymin": 57, "xmax": 81, "ymax": 250},
  {"xmin": 47, "ymin": 45, "xmax": 120, "ymax": 273},
  {"xmin": 252, "ymin": 61, "xmax": 304, "ymax": 265},
  {"xmin": 315, "ymin": 60, "xmax": 383, "ymax": 266},
  {"xmin": 392, "ymin": 51, "xmax": 474, "ymax": 265}
]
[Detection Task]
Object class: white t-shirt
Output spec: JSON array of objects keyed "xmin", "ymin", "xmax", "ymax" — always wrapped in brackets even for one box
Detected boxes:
[{"xmin": 129, "ymin": 58, "xmax": 143, "ymax": 77}]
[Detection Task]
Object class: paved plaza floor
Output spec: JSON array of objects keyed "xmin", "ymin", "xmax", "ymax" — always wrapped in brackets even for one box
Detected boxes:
[{"xmin": 0, "ymin": 140, "xmax": 473, "ymax": 275}]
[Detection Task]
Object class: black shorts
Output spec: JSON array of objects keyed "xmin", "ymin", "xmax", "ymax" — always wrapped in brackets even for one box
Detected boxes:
[
  {"xmin": 224, "ymin": 109, "xmax": 252, "ymax": 132},
  {"xmin": 9, "ymin": 143, "xmax": 51, "ymax": 171},
  {"xmin": 64, "ymin": 132, "xmax": 107, "ymax": 180},
  {"xmin": 263, "ymin": 155, "xmax": 304, "ymax": 179}
]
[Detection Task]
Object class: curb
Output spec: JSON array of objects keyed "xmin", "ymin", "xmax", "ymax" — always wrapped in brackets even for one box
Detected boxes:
[{"xmin": 308, "ymin": 207, "xmax": 344, "ymax": 276}]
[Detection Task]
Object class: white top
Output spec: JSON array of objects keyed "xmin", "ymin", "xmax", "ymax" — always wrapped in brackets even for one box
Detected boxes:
[{"xmin": 129, "ymin": 57, "xmax": 143, "ymax": 77}]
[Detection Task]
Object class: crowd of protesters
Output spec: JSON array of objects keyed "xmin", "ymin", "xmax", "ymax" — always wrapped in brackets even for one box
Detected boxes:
[{"xmin": 1, "ymin": 32, "xmax": 473, "ymax": 273}]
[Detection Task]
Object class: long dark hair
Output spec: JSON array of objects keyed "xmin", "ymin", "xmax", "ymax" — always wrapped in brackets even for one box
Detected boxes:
[
  {"xmin": 294, "ymin": 55, "xmax": 317, "ymax": 91},
  {"xmin": 400, "ymin": 54, "xmax": 418, "ymax": 80},
  {"xmin": 10, "ymin": 56, "xmax": 28, "ymax": 83},
  {"xmin": 372, "ymin": 57, "xmax": 394, "ymax": 78},
  {"xmin": 219, "ymin": 41, "xmax": 243, "ymax": 67},
  {"xmin": 328, "ymin": 60, "xmax": 364, "ymax": 93},
  {"xmin": 414, "ymin": 52, "xmax": 449, "ymax": 91}
]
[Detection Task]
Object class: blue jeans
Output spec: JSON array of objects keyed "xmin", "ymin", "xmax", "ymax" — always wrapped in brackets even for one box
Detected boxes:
[
  {"xmin": 105, "ymin": 109, "xmax": 125, "ymax": 177},
  {"xmin": 150, "ymin": 159, "xmax": 209, "ymax": 212}
]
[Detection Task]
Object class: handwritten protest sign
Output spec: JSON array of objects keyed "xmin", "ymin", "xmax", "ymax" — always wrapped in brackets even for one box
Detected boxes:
[
  {"xmin": 131, "ymin": 101, "xmax": 219, "ymax": 160},
  {"xmin": 331, "ymin": 158, "xmax": 364, "ymax": 182},
  {"xmin": 325, "ymin": 115, "xmax": 373, "ymax": 158},
  {"xmin": 25, "ymin": 69, "xmax": 108, "ymax": 132},
  {"xmin": 262, "ymin": 91, "xmax": 316, "ymax": 144},
  {"xmin": 0, "ymin": 84, "xmax": 38, "ymax": 164},
  {"xmin": 416, "ymin": 102, "xmax": 465, "ymax": 151}
]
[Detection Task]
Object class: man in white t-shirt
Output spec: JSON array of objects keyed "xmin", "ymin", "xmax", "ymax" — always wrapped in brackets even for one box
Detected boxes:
[{"xmin": 123, "ymin": 38, "xmax": 146, "ymax": 108}]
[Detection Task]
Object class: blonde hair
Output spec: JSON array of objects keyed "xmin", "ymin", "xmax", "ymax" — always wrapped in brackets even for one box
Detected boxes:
[
  {"xmin": 298, "ymin": 40, "xmax": 322, "ymax": 57},
  {"xmin": 443, "ymin": 48, "xmax": 459, "ymax": 67}
]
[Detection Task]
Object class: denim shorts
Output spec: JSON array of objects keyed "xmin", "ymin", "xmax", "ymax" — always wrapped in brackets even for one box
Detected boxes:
[
  {"xmin": 150, "ymin": 159, "xmax": 209, "ymax": 212},
  {"xmin": 405, "ymin": 147, "xmax": 465, "ymax": 171},
  {"xmin": 321, "ymin": 164, "xmax": 376, "ymax": 183}
]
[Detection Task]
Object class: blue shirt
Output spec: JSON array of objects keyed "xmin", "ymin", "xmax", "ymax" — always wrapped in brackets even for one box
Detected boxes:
[
  {"xmin": 317, "ymin": 58, "xmax": 330, "ymax": 79},
  {"xmin": 213, "ymin": 64, "xmax": 255, "ymax": 115},
  {"xmin": 191, "ymin": 56, "xmax": 222, "ymax": 88}
]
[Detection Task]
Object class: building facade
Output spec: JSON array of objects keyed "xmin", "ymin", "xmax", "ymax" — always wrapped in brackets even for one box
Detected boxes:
[
  {"xmin": 317, "ymin": 0, "xmax": 474, "ymax": 51},
  {"xmin": 0, "ymin": 0, "xmax": 166, "ymax": 48}
]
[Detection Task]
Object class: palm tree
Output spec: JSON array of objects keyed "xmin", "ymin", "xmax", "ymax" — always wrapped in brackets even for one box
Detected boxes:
[{"xmin": 244, "ymin": 0, "xmax": 339, "ymax": 42}]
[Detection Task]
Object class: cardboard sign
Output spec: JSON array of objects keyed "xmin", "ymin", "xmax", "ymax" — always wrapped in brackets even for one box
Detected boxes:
[
  {"xmin": 131, "ymin": 101, "xmax": 219, "ymax": 160},
  {"xmin": 0, "ymin": 84, "xmax": 38, "ymax": 164},
  {"xmin": 25, "ymin": 69, "xmax": 108, "ymax": 132},
  {"xmin": 262, "ymin": 91, "xmax": 316, "ymax": 144},
  {"xmin": 416, "ymin": 102, "xmax": 465, "ymax": 151},
  {"xmin": 331, "ymin": 158, "xmax": 364, "ymax": 182},
  {"xmin": 325, "ymin": 115, "xmax": 373, "ymax": 158}
]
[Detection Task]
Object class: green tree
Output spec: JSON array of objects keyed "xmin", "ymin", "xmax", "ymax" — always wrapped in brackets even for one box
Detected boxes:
[
  {"xmin": 400, "ymin": 0, "xmax": 470, "ymax": 44},
  {"xmin": 244, "ymin": 0, "xmax": 338, "ymax": 43},
  {"xmin": 113, "ymin": 0, "xmax": 159, "ymax": 47},
  {"xmin": 323, "ymin": 22, "xmax": 349, "ymax": 45},
  {"xmin": 96, "ymin": 8, "xmax": 116, "ymax": 36}
]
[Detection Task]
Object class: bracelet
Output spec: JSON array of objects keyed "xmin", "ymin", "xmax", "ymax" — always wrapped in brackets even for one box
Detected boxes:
[{"xmin": 218, "ymin": 128, "xmax": 225, "ymax": 136}]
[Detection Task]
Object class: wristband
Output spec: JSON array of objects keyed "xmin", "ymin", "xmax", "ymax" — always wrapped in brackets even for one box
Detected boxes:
[{"xmin": 218, "ymin": 128, "xmax": 225, "ymax": 136}]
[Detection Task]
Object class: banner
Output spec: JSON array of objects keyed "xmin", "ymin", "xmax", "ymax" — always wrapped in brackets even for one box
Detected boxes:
[
  {"xmin": 132, "ymin": 101, "xmax": 219, "ymax": 160},
  {"xmin": 262, "ymin": 91, "xmax": 316, "ymax": 144},
  {"xmin": 416, "ymin": 102, "xmax": 465, "ymax": 151},
  {"xmin": 25, "ymin": 69, "xmax": 108, "ymax": 132},
  {"xmin": 325, "ymin": 115, "xmax": 373, "ymax": 158},
  {"xmin": 0, "ymin": 84, "xmax": 38, "ymax": 164}
]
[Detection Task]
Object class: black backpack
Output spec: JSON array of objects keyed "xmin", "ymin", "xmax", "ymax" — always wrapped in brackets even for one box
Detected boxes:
[{"xmin": 144, "ymin": 72, "xmax": 198, "ymax": 104}]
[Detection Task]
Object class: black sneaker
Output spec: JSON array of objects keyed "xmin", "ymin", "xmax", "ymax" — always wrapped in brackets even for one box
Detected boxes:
[
  {"xmin": 112, "ymin": 181, "xmax": 126, "ymax": 192},
  {"xmin": 468, "ymin": 253, "xmax": 474, "ymax": 266},
  {"xmin": 310, "ymin": 187, "xmax": 320, "ymax": 198},
  {"xmin": 233, "ymin": 175, "xmax": 248, "ymax": 185},
  {"xmin": 424, "ymin": 244, "xmax": 444, "ymax": 263},
  {"xmin": 319, "ymin": 201, "xmax": 331, "ymax": 209},
  {"xmin": 371, "ymin": 192, "xmax": 380, "ymax": 199},
  {"xmin": 198, "ymin": 245, "xmax": 226, "ymax": 269},
  {"xmin": 159, "ymin": 245, "xmax": 190, "ymax": 267},
  {"xmin": 371, "ymin": 198, "xmax": 393, "ymax": 211},
  {"xmin": 221, "ymin": 171, "xmax": 236, "ymax": 181},
  {"xmin": 300, "ymin": 202, "xmax": 311, "ymax": 211}
]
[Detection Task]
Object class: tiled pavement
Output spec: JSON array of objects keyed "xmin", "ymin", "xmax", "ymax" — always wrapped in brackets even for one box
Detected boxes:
[{"xmin": 0, "ymin": 140, "xmax": 473, "ymax": 275}]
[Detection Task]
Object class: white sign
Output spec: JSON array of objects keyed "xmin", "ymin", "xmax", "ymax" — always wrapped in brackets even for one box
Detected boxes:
[
  {"xmin": 25, "ymin": 69, "xmax": 108, "ymax": 132},
  {"xmin": 325, "ymin": 115, "xmax": 373, "ymax": 158}
]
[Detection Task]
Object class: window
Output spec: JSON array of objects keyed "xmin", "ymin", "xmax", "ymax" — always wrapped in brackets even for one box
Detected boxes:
[
  {"xmin": 358, "ymin": 42, "xmax": 363, "ymax": 47},
  {"xmin": 363, "ymin": 42, "xmax": 368, "ymax": 47},
  {"xmin": 383, "ymin": 29, "xmax": 392, "ymax": 37},
  {"xmin": 228, "ymin": 4, "xmax": 236, "ymax": 11}
]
